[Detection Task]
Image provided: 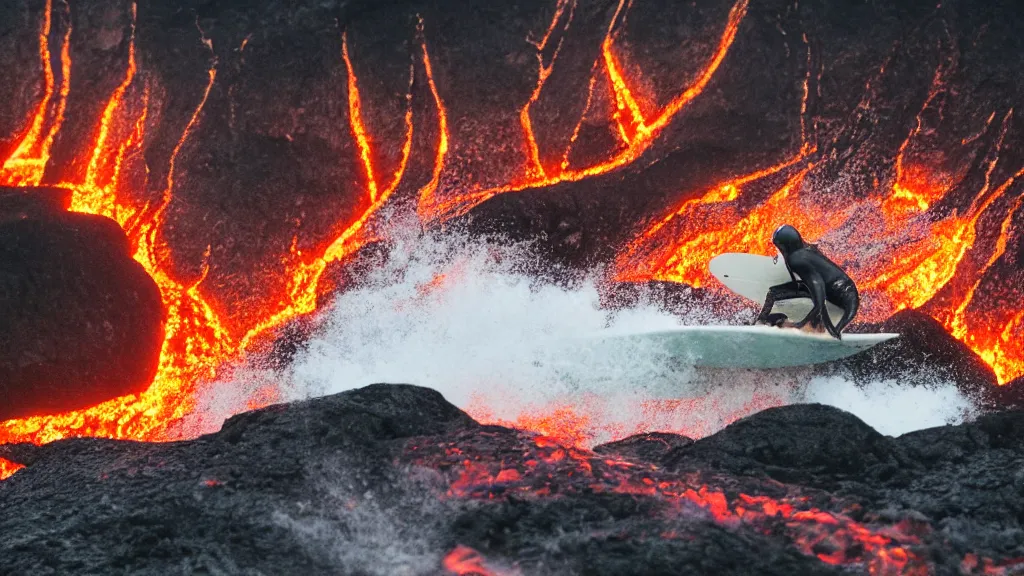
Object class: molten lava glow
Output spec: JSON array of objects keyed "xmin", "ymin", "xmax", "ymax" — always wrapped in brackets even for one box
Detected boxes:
[
  {"xmin": 0, "ymin": 9, "xmax": 235, "ymax": 445},
  {"xmin": 66, "ymin": 3, "xmax": 140, "ymax": 219},
  {"xmin": 0, "ymin": 0, "xmax": 71, "ymax": 187},
  {"xmin": 0, "ymin": 7, "xmax": 433, "ymax": 445},
  {"xmin": 442, "ymin": 545, "xmax": 512, "ymax": 576},
  {"xmin": 416, "ymin": 0, "xmax": 751, "ymax": 221},
  {"xmin": 615, "ymin": 162, "xmax": 813, "ymax": 285},
  {"xmin": 342, "ymin": 32, "xmax": 380, "ymax": 203},
  {"xmin": 421, "ymin": 434, "xmax": 931, "ymax": 574},
  {"xmin": 414, "ymin": 15, "xmax": 450, "ymax": 221},
  {"xmin": 0, "ymin": 458, "xmax": 24, "ymax": 481},
  {"xmin": 236, "ymin": 28, "xmax": 419, "ymax": 351},
  {"xmin": 616, "ymin": 91, "xmax": 1024, "ymax": 381},
  {"xmin": 521, "ymin": 0, "xmax": 575, "ymax": 179},
  {"xmin": 466, "ymin": 390, "xmax": 787, "ymax": 450}
]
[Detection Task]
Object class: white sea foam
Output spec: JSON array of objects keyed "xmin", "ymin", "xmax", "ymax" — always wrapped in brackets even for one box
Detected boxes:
[{"xmin": 192, "ymin": 228, "xmax": 976, "ymax": 445}]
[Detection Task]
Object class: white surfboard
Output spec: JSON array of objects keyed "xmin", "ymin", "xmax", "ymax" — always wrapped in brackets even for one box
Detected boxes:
[
  {"xmin": 596, "ymin": 325, "xmax": 899, "ymax": 369},
  {"xmin": 709, "ymin": 252, "xmax": 845, "ymax": 325},
  {"xmin": 587, "ymin": 252, "xmax": 898, "ymax": 369}
]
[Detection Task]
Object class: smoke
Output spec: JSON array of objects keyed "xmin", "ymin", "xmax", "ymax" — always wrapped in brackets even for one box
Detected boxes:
[{"xmin": 197, "ymin": 227, "xmax": 976, "ymax": 445}]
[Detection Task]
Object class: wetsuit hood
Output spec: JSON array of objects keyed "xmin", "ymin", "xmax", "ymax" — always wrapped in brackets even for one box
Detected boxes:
[{"xmin": 772, "ymin": 224, "xmax": 805, "ymax": 255}]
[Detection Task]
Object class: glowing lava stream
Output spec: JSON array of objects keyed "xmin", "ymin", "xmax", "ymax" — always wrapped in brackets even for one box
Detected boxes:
[
  {"xmin": 417, "ymin": 0, "xmax": 751, "ymax": 221},
  {"xmin": 615, "ymin": 102, "xmax": 1024, "ymax": 382},
  {"xmin": 0, "ymin": 11, "xmax": 438, "ymax": 447},
  {"xmin": 235, "ymin": 26, "xmax": 421, "ymax": 351},
  {"xmin": 0, "ymin": 8, "xmax": 234, "ymax": 446},
  {"xmin": 428, "ymin": 436, "xmax": 928, "ymax": 575},
  {"xmin": 442, "ymin": 545, "xmax": 511, "ymax": 576},
  {"xmin": 0, "ymin": 0, "xmax": 71, "ymax": 187},
  {"xmin": 0, "ymin": 458, "xmax": 24, "ymax": 481}
]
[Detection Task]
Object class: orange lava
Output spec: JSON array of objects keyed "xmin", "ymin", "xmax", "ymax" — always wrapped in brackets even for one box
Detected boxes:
[
  {"xmin": 0, "ymin": 0, "xmax": 71, "ymax": 187},
  {"xmin": 442, "ymin": 545, "xmax": 512, "ymax": 576},
  {"xmin": 416, "ymin": 0, "xmax": 751, "ymax": 221},
  {"xmin": 615, "ymin": 86, "xmax": 1024, "ymax": 381},
  {"xmin": 414, "ymin": 15, "xmax": 450, "ymax": 220},
  {"xmin": 0, "ymin": 12, "xmax": 442, "ymax": 446},
  {"xmin": 435, "ymin": 435, "xmax": 929, "ymax": 574},
  {"xmin": 615, "ymin": 161, "xmax": 814, "ymax": 286},
  {"xmin": 465, "ymin": 388, "xmax": 787, "ymax": 450},
  {"xmin": 0, "ymin": 458, "xmax": 25, "ymax": 481}
]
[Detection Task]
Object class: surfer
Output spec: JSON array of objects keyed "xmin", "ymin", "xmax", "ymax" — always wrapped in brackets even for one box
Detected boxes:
[{"xmin": 754, "ymin": 224, "xmax": 859, "ymax": 339}]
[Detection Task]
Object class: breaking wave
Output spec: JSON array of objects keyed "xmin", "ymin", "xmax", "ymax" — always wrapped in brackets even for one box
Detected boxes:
[{"xmin": 198, "ymin": 227, "xmax": 975, "ymax": 446}]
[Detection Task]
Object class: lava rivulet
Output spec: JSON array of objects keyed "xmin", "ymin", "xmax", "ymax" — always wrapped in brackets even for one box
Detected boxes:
[
  {"xmin": 413, "ymin": 433, "xmax": 930, "ymax": 574},
  {"xmin": 0, "ymin": 0, "xmax": 71, "ymax": 187},
  {"xmin": 0, "ymin": 458, "xmax": 24, "ymax": 481},
  {"xmin": 615, "ymin": 75, "xmax": 1024, "ymax": 382},
  {"xmin": 416, "ymin": 0, "xmax": 751, "ymax": 221},
  {"xmin": 442, "ymin": 545, "xmax": 513, "ymax": 576},
  {"xmin": 0, "ymin": 11, "xmax": 445, "ymax": 445}
]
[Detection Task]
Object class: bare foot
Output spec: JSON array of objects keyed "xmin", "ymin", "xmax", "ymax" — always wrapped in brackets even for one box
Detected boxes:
[{"xmin": 800, "ymin": 324, "xmax": 825, "ymax": 334}]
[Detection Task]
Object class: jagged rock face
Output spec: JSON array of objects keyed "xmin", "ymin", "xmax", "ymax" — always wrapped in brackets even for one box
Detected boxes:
[
  {"xmin": 0, "ymin": 188, "xmax": 164, "ymax": 419},
  {"xmin": 2, "ymin": 384, "xmax": 1022, "ymax": 575}
]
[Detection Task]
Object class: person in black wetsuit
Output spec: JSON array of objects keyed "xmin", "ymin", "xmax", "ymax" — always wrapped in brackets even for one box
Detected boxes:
[{"xmin": 754, "ymin": 224, "xmax": 859, "ymax": 339}]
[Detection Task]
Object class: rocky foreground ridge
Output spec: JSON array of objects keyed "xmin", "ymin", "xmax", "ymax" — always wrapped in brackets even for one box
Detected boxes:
[{"xmin": 2, "ymin": 383, "xmax": 1023, "ymax": 575}]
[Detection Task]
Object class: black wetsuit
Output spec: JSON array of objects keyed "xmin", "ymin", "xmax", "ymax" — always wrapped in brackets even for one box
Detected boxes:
[{"xmin": 755, "ymin": 225, "xmax": 859, "ymax": 339}]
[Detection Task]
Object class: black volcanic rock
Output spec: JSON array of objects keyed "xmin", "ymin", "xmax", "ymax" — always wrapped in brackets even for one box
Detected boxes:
[
  {"xmin": 593, "ymin": 431, "xmax": 694, "ymax": 461},
  {"xmin": 0, "ymin": 186, "xmax": 71, "ymax": 220},
  {"xmin": 3, "ymin": 384, "xmax": 1024, "ymax": 574},
  {"xmin": 667, "ymin": 404, "xmax": 899, "ymax": 487},
  {"xmin": 989, "ymin": 377, "xmax": 1024, "ymax": 411},
  {"xmin": 0, "ymin": 198, "xmax": 164, "ymax": 420}
]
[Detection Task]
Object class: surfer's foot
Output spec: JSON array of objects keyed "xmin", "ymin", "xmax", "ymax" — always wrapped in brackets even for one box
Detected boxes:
[
  {"xmin": 757, "ymin": 313, "xmax": 788, "ymax": 327},
  {"xmin": 800, "ymin": 323, "xmax": 825, "ymax": 334}
]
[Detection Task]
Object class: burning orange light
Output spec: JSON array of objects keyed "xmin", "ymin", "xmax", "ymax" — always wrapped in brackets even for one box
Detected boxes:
[
  {"xmin": 438, "ymin": 435, "xmax": 928, "ymax": 573},
  {"xmin": 442, "ymin": 545, "xmax": 511, "ymax": 576},
  {"xmin": 0, "ymin": 458, "xmax": 24, "ymax": 481},
  {"xmin": 0, "ymin": 7, "xmax": 238, "ymax": 445},
  {"xmin": 415, "ymin": 15, "xmax": 451, "ymax": 221},
  {"xmin": 0, "ymin": 0, "xmax": 71, "ymax": 188},
  {"xmin": 416, "ymin": 0, "xmax": 751, "ymax": 222},
  {"xmin": 521, "ymin": 0, "xmax": 576, "ymax": 179}
]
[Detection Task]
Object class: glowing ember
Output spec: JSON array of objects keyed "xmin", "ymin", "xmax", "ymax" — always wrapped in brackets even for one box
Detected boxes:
[
  {"xmin": 0, "ymin": 458, "xmax": 24, "ymax": 481},
  {"xmin": 442, "ymin": 545, "xmax": 512, "ymax": 576},
  {"xmin": 421, "ymin": 434, "xmax": 931, "ymax": 574}
]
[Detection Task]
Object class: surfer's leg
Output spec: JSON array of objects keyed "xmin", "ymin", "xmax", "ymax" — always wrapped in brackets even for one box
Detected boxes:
[
  {"xmin": 754, "ymin": 282, "xmax": 806, "ymax": 325},
  {"xmin": 830, "ymin": 279, "xmax": 860, "ymax": 333}
]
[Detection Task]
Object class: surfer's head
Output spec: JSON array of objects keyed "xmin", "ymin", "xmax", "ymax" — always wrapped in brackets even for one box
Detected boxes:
[{"xmin": 772, "ymin": 224, "xmax": 804, "ymax": 255}]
